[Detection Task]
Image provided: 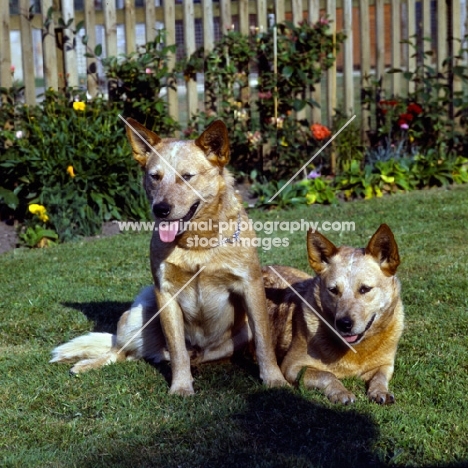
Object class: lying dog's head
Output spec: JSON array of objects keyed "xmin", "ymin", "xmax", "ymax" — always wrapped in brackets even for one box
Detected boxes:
[
  {"xmin": 125, "ymin": 118, "xmax": 231, "ymax": 243},
  {"xmin": 307, "ymin": 225, "xmax": 400, "ymax": 345}
]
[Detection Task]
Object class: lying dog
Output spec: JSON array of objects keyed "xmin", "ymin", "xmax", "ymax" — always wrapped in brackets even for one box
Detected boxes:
[
  {"xmin": 263, "ymin": 224, "xmax": 404, "ymax": 404},
  {"xmin": 51, "ymin": 119, "xmax": 286, "ymax": 395}
]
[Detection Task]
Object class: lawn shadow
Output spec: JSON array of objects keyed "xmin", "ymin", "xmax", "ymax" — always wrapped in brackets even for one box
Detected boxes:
[{"xmin": 61, "ymin": 301, "xmax": 131, "ymax": 334}]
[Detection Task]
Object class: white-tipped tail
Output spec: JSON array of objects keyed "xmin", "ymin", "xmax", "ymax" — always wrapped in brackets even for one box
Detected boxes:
[{"xmin": 50, "ymin": 332, "xmax": 115, "ymax": 364}]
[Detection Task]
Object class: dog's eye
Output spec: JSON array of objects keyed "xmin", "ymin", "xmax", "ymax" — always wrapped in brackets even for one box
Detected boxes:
[
  {"xmin": 149, "ymin": 173, "xmax": 161, "ymax": 181},
  {"xmin": 182, "ymin": 173, "xmax": 194, "ymax": 181},
  {"xmin": 359, "ymin": 285, "xmax": 373, "ymax": 294},
  {"xmin": 328, "ymin": 286, "xmax": 339, "ymax": 295}
]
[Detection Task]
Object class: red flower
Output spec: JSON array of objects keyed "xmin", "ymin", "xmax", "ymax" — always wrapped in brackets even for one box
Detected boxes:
[
  {"xmin": 311, "ymin": 123, "xmax": 331, "ymax": 140},
  {"xmin": 397, "ymin": 113, "xmax": 414, "ymax": 127},
  {"xmin": 407, "ymin": 103, "xmax": 423, "ymax": 115}
]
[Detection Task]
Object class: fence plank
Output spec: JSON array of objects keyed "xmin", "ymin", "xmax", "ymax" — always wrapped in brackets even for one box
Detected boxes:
[
  {"xmin": 184, "ymin": 0, "xmax": 198, "ymax": 120},
  {"xmin": 437, "ymin": 0, "xmax": 447, "ymax": 72},
  {"xmin": 343, "ymin": 0, "xmax": 354, "ymax": 115},
  {"xmin": 145, "ymin": 0, "xmax": 156, "ymax": 42},
  {"xmin": 41, "ymin": 0, "xmax": 59, "ymax": 91},
  {"xmin": 375, "ymin": 0, "xmax": 385, "ymax": 82},
  {"xmin": 326, "ymin": 0, "xmax": 336, "ymax": 127},
  {"xmin": 422, "ymin": 0, "xmax": 431, "ymax": 67},
  {"xmin": 359, "ymin": 0, "xmax": 370, "ymax": 139},
  {"xmin": 61, "ymin": 0, "xmax": 78, "ymax": 89},
  {"xmin": 163, "ymin": 1, "xmax": 178, "ymax": 126},
  {"xmin": 406, "ymin": 0, "xmax": 416, "ymax": 93},
  {"xmin": 326, "ymin": 0, "xmax": 336, "ymax": 173},
  {"xmin": 202, "ymin": 0, "xmax": 214, "ymax": 51},
  {"xmin": 309, "ymin": 0, "xmax": 321, "ymax": 123},
  {"xmin": 275, "ymin": 0, "xmax": 285, "ymax": 24},
  {"xmin": 0, "ymin": 1, "xmax": 12, "ymax": 88},
  {"xmin": 20, "ymin": 0, "xmax": 36, "ymax": 104},
  {"xmin": 84, "ymin": 0, "xmax": 98, "ymax": 97},
  {"xmin": 292, "ymin": 0, "xmax": 303, "ymax": 25},
  {"xmin": 391, "ymin": 0, "xmax": 401, "ymax": 96},
  {"xmin": 220, "ymin": 0, "xmax": 232, "ymax": 33},
  {"xmin": 103, "ymin": 0, "xmax": 117, "ymax": 58},
  {"xmin": 452, "ymin": 0, "xmax": 462, "ymax": 125},
  {"xmin": 239, "ymin": 0, "xmax": 249, "ymax": 34},
  {"xmin": 257, "ymin": 0, "xmax": 267, "ymax": 31},
  {"xmin": 124, "ymin": 0, "xmax": 136, "ymax": 54}
]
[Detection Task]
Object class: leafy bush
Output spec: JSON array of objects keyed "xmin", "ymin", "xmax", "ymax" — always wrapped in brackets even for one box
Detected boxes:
[
  {"xmin": 181, "ymin": 20, "xmax": 345, "ymax": 179},
  {"xmin": 0, "ymin": 89, "xmax": 149, "ymax": 243}
]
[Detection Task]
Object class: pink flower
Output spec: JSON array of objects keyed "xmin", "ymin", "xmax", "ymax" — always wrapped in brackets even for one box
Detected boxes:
[
  {"xmin": 400, "ymin": 123, "xmax": 409, "ymax": 130},
  {"xmin": 319, "ymin": 17, "xmax": 329, "ymax": 25},
  {"xmin": 10, "ymin": 65, "xmax": 15, "ymax": 73},
  {"xmin": 258, "ymin": 91, "xmax": 272, "ymax": 100},
  {"xmin": 145, "ymin": 68, "xmax": 152, "ymax": 74}
]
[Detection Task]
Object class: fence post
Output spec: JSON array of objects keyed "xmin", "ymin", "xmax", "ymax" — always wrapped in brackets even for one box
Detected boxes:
[
  {"xmin": 60, "ymin": 0, "xmax": 78, "ymax": 89},
  {"xmin": 41, "ymin": 0, "xmax": 59, "ymax": 91},
  {"xmin": 359, "ymin": 0, "xmax": 370, "ymax": 143},
  {"xmin": 0, "ymin": 1, "xmax": 12, "ymax": 89},
  {"xmin": 309, "ymin": 0, "xmax": 321, "ymax": 124},
  {"xmin": 163, "ymin": 0, "xmax": 178, "ymax": 125},
  {"xmin": 406, "ymin": 0, "xmax": 416, "ymax": 94},
  {"xmin": 124, "ymin": 0, "xmax": 136, "ymax": 54},
  {"xmin": 220, "ymin": 0, "xmax": 232, "ymax": 33},
  {"xmin": 391, "ymin": 0, "xmax": 401, "ymax": 97},
  {"xmin": 343, "ymin": 0, "xmax": 354, "ymax": 116},
  {"xmin": 437, "ymin": 0, "xmax": 447, "ymax": 72},
  {"xmin": 257, "ymin": 0, "xmax": 267, "ymax": 32},
  {"xmin": 326, "ymin": 0, "xmax": 336, "ymax": 173},
  {"xmin": 145, "ymin": 0, "xmax": 156, "ymax": 43},
  {"xmin": 84, "ymin": 0, "xmax": 98, "ymax": 97},
  {"xmin": 19, "ymin": 0, "xmax": 36, "ymax": 104},
  {"xmin": 184, "ymin": 0, "xmax": 198, "ymax": 121}
]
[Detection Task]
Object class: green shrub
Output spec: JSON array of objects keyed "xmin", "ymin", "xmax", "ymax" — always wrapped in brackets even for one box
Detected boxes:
[{"xmin": 0, "ymin": 89, "xmax": 149, "ymax": 242}]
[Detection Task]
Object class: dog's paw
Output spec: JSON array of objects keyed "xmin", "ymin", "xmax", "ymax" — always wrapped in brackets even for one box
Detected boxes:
[
  {"xmin": 368, "ymin": 390, "xmax": 395, "ymax": 405},
  {"xmin": 326, "ymin": 389, "xmax": 356, "ymax": 405},
  {"xmin": 169, "ymin": 384, "xmax": 195, "ymax": 396},
  {"xmin": 264, "ymin": 376, "xmax": 290, "ymax": 388}
]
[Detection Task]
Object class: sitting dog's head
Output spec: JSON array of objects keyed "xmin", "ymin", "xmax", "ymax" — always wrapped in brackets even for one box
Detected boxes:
[
  {"xmin": 125, "ymin": 118, "xmax": 231, "ymax": 243},
  {"xmin": 307, "ymin": 225, "xmax": 401, "ymax": 345}
]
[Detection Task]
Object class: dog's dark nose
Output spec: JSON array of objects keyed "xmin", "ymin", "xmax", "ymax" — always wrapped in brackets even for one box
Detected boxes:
[
  {"xmin": 336, "ymin": 317, "xmax": 353, "ymax": 333},
  {"xmin": 152, "ymin": 202, "xmax": 172, "ymax": 219}
]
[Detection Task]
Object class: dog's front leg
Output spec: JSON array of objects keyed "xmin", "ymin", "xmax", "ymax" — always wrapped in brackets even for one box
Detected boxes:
[
  {"xmin": 244, "ymin": 277, "xmax": 288, "ymax": 388},
  {"xmin": 364, "ymin": 365, "xmax": 395, "ymax": 404},
  {"xmin": 157, "ymin": 291, "xmax": 194, "ymax": 396}
]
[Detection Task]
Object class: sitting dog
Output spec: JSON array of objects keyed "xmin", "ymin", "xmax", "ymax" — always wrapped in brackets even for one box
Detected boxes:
[{"xmin": 51, "ymin": 119, "xmax": 286, "ymax": 395}]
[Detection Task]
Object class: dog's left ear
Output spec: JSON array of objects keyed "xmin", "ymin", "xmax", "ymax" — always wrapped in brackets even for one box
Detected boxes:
[
  {"xmin": 365, "ymin": 224, "xmax": 400, "ymax": 276},
  {"xmin": 195, "ymin": 120, "xmax": 230, "ymax": 168},
  {"xmin": 307, "ymin": 229, "xmax": 338, "ymax": 274}
]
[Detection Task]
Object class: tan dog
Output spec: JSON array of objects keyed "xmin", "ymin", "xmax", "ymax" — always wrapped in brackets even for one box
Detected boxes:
[
  {"xmin": 263, "ymin": 224, "xmax": 404, "ymax": 404},
  {"xmin": 51, "ymin": 119, "xmax": 286, "ymax": 395}
]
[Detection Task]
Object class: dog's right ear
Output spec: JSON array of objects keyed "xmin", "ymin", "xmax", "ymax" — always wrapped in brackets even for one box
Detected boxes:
[
  {"xmin": 125, "ymin": 118, "xmax": 161, "ymax": 167},
  {"xmin": 365, "ymin": 224, "xmax": 400, "ymax": 276},
  {"xmin": 195, "ymin": 120, "xmax": 230, "ymax": 168},
  {"xmin": 307, "ymin": 229, "xmax": 338, "ymax": 274}
]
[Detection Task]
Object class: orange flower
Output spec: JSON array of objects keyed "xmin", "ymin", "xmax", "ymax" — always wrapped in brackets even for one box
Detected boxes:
[{"xmin": 311, "ymin": 123, "xmax": 331, "ymax": 140}]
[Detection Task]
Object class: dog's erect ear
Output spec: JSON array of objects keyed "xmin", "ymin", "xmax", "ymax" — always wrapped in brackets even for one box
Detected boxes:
[
  {"xmin": 365, "ymin": 224, "xmax": 400, "ymax": 276},
  {"xmin": 195, "ymin": 120, "xmax": 230, "ymax": 168},
  {"xmin": 125, "ymin": 117, "xmax": 161, "ymax": 167},
  {"xmin": 307, "ymin": 229, "xmax": 338, "ymax": 274}
]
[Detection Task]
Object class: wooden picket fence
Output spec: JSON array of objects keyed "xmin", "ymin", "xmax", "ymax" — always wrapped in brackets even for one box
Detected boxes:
[{"xmin": 0, "ymin": 0, "xmax": 467, "ymax": 135}]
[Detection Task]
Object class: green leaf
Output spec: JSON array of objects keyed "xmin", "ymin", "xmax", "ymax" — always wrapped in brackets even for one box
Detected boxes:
[{"xmin": 0, "ymin": 187, "xmax": 19, "ymax": 209}]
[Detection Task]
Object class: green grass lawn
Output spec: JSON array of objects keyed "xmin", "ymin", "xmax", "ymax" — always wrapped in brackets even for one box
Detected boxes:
[{"xmin": 1, "ymin": 185, "xmax": 468, "ymax": 467}]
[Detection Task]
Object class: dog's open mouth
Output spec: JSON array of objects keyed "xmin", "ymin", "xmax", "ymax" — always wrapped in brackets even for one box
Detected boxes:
[
  {"xmin": 341, "ymin": 314, "xmax": 376, "ymax": 345},
  {"xmin": 158, "ymin": 202, "xmax": 200, "ymax": 243}
]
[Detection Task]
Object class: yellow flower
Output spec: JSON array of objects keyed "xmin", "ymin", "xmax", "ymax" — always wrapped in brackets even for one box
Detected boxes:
[
  {"xmin": 67, "ymin": 165, "xmax": 76, "ymax": 178},
  {"xmin": 29, "ymin": 204, "xmax": 49, "ymax": 223},
  {"xmin": 73, "ymin": 101, "xmax": 86, "ymax": 112}
]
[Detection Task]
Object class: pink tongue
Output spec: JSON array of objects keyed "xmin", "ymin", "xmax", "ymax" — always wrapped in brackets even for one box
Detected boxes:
[
  {"xmin": 159, "ymin": 221, "xmax": 179, "ymax": 243},
  {"xmin": 344, "ymin": 335, "xmax": 359, "ymax": 343}
]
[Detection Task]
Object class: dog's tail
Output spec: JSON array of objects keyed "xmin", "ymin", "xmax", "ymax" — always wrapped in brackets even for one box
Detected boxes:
[{"xmin": 50, "ymin": 332, "xmax": 121, "ymax": 373}]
